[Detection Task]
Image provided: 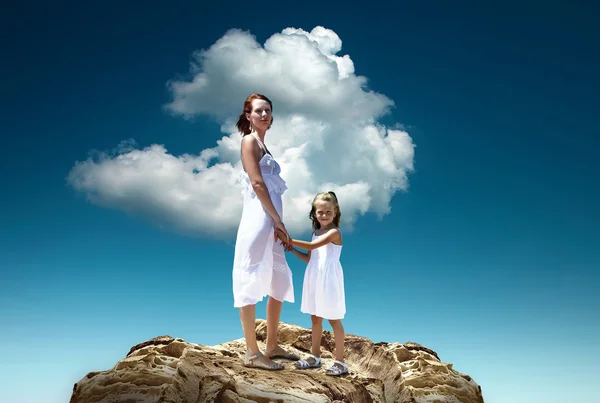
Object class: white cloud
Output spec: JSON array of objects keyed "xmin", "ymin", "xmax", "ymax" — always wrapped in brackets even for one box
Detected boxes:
[{"xmin": 67, "ymin": 26, "xmax": 416, "ymax": 239}]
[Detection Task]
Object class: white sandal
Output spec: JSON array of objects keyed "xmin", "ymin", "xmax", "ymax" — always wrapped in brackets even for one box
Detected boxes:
[
  {"xmin": 243, "ymin": 351, "xmax": 284, "ymax": 370},
  {"xmin": 326, "ymin": 360, "xmax": 349, "ymax": 376},
  {"xmin": 294, "ymin": 354, "xmax": 322, "ymax": 369}
]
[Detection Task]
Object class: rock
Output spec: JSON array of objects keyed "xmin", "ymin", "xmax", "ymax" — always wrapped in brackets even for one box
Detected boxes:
[{"xmin": 70, "ymin": 320, "xmax": 484, "ymax": 403}]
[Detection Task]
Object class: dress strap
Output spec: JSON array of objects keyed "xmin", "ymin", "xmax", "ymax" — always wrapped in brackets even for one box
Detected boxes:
[
  {"xmin": 250, "ymin": 133, "xmax": 271, "ymax": 156},
  {"xmin": 241, "ymin": 133, "xmax": 271, "ymax": 172}
]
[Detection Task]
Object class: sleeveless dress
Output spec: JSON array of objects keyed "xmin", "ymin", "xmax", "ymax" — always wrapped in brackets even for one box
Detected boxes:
[
  {"xmin": 300, "ymin": 233, "xmax": 346, "ymax": 320},
  {"xmin": 232, "ymin": 135, "xmax": 294, "ymax": 308}
]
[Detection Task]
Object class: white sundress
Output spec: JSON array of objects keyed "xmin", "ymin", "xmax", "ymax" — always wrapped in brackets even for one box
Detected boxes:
[
  {"xmin": 301, "ymin": 232, "xmax": 346, "ymax": 320},
  {"xmin": 232, "ymin": 136, "xmax": 294, "ymax": 308}
]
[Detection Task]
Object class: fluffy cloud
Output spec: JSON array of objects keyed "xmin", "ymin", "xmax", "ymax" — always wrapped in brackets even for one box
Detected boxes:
[{"xmin": 67, "ymin": 26, "xmax": 416, "ymax": 239}]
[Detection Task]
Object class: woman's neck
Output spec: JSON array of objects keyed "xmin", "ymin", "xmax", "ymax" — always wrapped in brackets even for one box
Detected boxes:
[{"xmin": 251, "ymin": 129, "xmax": 266, "ymax": 142}]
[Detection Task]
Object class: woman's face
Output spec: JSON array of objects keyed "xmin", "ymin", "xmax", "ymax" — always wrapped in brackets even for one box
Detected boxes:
[{"xmin": 246, "ymin": 99, "xmax": 272, "ymax": 132}]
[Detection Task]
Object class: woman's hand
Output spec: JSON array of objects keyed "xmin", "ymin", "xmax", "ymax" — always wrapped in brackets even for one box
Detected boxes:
[
  {"xmin": 273, "ymin": 219, "xmax": 290, "ymax": 244},
  {"xmin": 276, "ymin": 233, "xmax": 293, "ymax": 251}
]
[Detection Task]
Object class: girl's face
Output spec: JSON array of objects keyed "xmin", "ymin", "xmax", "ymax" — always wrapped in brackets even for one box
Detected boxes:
[
  {"xmin": 314, "ymin": 200, "xmax": 336, "ymax": 227},
  {"xmin": 246, "ymin": 99, "xmax": 272, "ymax": 133}
]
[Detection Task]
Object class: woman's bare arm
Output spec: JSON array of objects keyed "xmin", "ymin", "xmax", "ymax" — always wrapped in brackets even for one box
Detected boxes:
[
  {"xmin": 241, "ymin": 135, "xmax": 282, "ymax": 223},
  {"xmin": 241, "ymin": 136, "xmax": 289, "ymax": 241}
]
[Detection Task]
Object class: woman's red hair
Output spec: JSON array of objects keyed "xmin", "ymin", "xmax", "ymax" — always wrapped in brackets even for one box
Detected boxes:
[{"xmin": 236, "ymin": 93, "xmax": 274, "ymax": 135}]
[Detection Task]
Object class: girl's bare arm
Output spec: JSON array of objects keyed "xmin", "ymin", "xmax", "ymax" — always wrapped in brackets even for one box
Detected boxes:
[
  {"xmin": 291, "ymin": 229, "xmax": 342, "ymax": 251},
  {"xmin": 289, "ymin": 247, "xmax": 311, "ymax": 263}
]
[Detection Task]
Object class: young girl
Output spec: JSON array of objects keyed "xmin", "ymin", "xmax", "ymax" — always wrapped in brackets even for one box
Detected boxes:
[{"xmin": 285, "ymin": 191, "xmax": 348, "ymax": 376}]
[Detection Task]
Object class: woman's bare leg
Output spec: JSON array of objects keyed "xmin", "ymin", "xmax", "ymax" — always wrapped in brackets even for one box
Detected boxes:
[
  {"xmin": 239, "ymin": 304, "xmax": 260, "ymax": 355},
  {"xmin": 266, "ymin": 296, "xmax": 283, "ymax": 351}
]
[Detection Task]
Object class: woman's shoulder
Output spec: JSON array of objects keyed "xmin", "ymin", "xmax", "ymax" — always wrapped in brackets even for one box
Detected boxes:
[{"xmin": 241, "ymin": 133, "xmax": 257, "ymax": 147}]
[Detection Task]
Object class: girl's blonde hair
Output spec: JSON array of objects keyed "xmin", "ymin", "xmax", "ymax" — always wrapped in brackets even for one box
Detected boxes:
[{"xmin": 309, "ymin": 191, "xmax": 341, "ymax": 231}]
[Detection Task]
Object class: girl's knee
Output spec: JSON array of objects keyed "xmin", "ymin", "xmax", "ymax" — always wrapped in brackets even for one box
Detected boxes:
[
  {"xmin": 328, "ymin": 319, "xmax": 343, "ymax": 329},
  {"xmin": 311, "ymin": 315, "xmax": 323, "ymax": 325}
]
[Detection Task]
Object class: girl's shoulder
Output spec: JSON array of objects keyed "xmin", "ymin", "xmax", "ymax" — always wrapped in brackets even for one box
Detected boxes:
[
  {"xmin": 314, "ymin": 227, "xmax": 341, "ymax": 235},
  {"xmin": 331, "ymin": 228, "xmax": 343, "ymax": 245},
  {"xmin": 315, "ymin": 227, "xmax": 342, "ymax": 245}
]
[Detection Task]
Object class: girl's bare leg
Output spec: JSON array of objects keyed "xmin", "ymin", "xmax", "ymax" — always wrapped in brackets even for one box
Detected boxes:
[
  {"xmin": 311, "ymin": 315, "xmax": 323, "ymax": 356},
  {"xmin": 328, "ymin": 319, "xmax": 345, "ymax": 362}
]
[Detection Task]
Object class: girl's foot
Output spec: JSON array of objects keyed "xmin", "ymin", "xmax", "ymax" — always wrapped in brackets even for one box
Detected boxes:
[
  {"xmin": 294, "ymin": 354, "xmax": 322, "ymax": 369},
  {"xmin": 264, "ymin": 345, "xmax": 300, "ymax": 361},
  {"xmin": 243, "ymin": 351, "xmax": 284, "ymax": 370},
  {"xmin": 326, "ymin": 360, "xmax": 349, "ymax": 376}
]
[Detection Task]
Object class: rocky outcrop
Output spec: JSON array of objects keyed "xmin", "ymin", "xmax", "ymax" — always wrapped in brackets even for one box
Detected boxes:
[{"xmin": 70, "ymin": 320, "xmax": 484, "ymax": 403}]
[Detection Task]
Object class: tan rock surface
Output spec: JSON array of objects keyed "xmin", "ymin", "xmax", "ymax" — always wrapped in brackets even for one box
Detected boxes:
[{"xmin": 70, "ymin": 320, "xmax": 484, "ymax": 403}]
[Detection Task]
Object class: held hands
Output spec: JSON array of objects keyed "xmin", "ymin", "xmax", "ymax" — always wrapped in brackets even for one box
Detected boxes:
[
  {"xmin": 274, "ymin": 225, "xmax": 293, "ymax": 252},
  {"xmin": 275, "ymin": 230, "xmax": 293, "ymax": 251},
  {"xmin": 273, "ymin": 219, "xmax": 289, "ymax": 241}
]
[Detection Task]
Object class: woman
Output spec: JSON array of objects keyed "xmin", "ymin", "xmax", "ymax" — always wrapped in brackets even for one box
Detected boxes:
[{"xmin": 232, "ymin": 93, "xmax": 299, "ymax": 370}]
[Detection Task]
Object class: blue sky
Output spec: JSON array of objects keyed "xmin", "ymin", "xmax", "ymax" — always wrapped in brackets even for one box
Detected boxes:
[{"xmin": 1, "ymin": 1, "xmax": 599, "ymax": 403}]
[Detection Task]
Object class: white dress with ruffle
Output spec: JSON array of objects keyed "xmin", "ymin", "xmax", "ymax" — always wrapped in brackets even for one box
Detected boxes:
[
  {"xmin": 301, "ymin": 233, "xmax": 346, "ymax": 320},
  {"xmin": 232, "ymin": 143, "xmax": 294, "ymax": 308}
]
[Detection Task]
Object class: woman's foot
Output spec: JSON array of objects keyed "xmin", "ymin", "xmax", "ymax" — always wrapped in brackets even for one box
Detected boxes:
[
  {"xmin": 264, "ymin": 345, "xmax": 300, "ymax": 361},
  {"xmin": 325, "ymin": 360, "xmax": 349, "ymax": 376},
  {"xmin": 244, "ymin": 351, "xmax": 284, "ymax": 370},
  {"xmin": 295, "ymin": 354, "xmax": 322, "ymax": 369}
]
